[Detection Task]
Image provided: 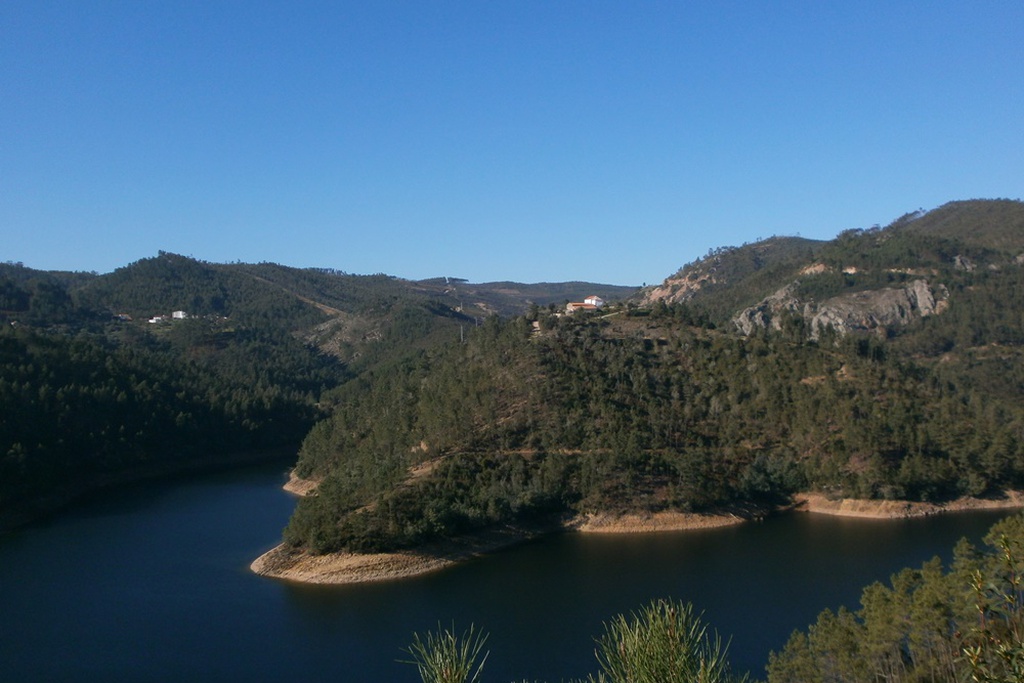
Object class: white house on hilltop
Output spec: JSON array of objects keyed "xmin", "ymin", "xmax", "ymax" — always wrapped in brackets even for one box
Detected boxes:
[{"xmin": 566, "ymin": 295, "xmax": 606, "ymax": 314}]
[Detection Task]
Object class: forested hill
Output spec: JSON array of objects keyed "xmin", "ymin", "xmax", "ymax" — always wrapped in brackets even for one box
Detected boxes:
[
  {"xmin": 0, "ymin": 253, "xmax": 633, "ymax": 526},
  {"xmin": 5, "ymin": 199, "xmax": 1023, "ymax": 537},
  {"xmin": 283, "ymin": 199, "xmax": 1024, "ymax": 555},
  {"xmin": 642, "ymin": 199, "xmax": 1024, "ymax": 327}
]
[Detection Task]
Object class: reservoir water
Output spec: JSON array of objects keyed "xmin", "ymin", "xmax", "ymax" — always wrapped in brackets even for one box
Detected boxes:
[{"xmin": 0, "ymin": 460, "xmax": 1015, "ymax": 682}]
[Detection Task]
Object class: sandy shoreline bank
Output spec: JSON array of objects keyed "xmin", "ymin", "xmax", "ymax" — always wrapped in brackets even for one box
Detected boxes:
[
  {"xmin": 570, "ymin": 510, "xmax": 748, "ymax": 533},
  {"xmin": 251, "ymin": 543, "xmax": 459, "ymax": 584},
  {"xmin": 250, "ymin": 497, "xmax": 754, "ymax": 585},
  {"xmin": 792, "ymin": 490, "xmax": 1024, "ymax": 519},
  {"xmin": 249, "ymin": 510, "xmax": 745, "ymax": 584},
  {"xmin": 252, "ymin": 490, "xmax": 1024, "ymax": 585},
  {"xmin": 282, "ymin": 471, "xmax": 319, "ymax": 496},
  {"xmin": 250, "ymin": 525, "xmax": 551, "ymax": 585}
]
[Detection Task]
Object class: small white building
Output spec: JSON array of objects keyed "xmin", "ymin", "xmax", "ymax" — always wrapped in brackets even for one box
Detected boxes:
[
  {"xmin": 172, "ymin": 310, "xmax": 188, "ymax": 319},
  {"xmin": 583, "ymin": 295, "xmax": 605, "ymax": 308}
]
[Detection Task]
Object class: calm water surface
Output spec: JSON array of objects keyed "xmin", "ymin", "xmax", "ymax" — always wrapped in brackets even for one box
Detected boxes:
[{"xmin": 0, "ymin": 462, "xmax": 1015, "ymax": 682}]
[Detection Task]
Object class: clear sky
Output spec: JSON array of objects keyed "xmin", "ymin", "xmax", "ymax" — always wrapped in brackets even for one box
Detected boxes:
[{"xmin": 2, "ymin": 1, "xmax": 1022, "ymax": 286}]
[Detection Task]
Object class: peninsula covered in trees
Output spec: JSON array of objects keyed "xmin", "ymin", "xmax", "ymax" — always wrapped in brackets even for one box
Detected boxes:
[{"xmin": 279, "ymin": 199, "xmax": 1024, "ymax": 558}]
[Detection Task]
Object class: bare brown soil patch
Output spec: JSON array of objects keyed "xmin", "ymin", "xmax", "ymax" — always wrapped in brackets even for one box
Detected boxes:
[
  {"xmin": 252, "ymin": 509, "xmax": 758, "ymax": 585},
  {"xmin": 251, "ymin": 525, "xmax": 550, "ymax": 585},
  {"xmin": 570, "ymin": 510, "xmax": 745, "ymax": 533},
  {"xmin": 283, "ymin": 472, "xmax": 319, "ymax": 496},
  {"xmin": 251, "ymin": 544, "xmax": 457, "ymax": 584}
]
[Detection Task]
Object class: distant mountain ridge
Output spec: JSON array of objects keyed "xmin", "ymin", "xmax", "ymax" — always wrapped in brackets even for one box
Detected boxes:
[
  {"xmin": 6, "ymin": 252, "xmax": 637, "ymax": 321},
  {"xmin": 3, "ymin": 252, "xmax": 638, "ymax": 365}
]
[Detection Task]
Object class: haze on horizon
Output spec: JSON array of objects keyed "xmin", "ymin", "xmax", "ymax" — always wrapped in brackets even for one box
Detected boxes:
[{"xmin": 2, "ymin": 2, "xmax": 1022, "ymax": 286}]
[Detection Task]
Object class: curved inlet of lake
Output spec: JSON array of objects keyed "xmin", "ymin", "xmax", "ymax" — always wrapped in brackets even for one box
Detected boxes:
[{"xmin": 0, "ymin": 461, "xmax": 1014, "ymax": 682}]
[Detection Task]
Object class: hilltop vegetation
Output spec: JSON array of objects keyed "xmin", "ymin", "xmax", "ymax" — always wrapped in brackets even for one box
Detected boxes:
[
  {"xmin": 0, "ymin": 255, "xmax": 347, "ymax": 517},
  {"xmin": 645, "ymin": 199, "xmax": 1024, "ymax": 329}
]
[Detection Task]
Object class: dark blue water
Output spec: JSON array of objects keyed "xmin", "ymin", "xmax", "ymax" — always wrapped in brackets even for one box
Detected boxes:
[{"xmin": 0, "ymin": 462, "xmax": 1015, "ymax": 682}]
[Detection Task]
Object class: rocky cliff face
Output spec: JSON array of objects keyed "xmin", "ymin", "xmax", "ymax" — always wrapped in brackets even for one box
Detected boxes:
[
  {"xmin": 733, "ymin": 279, "xmax": 950, "ymax": 338},
  {"xmin": 643, "ymin": 269, "xmax": 718, "ymax": 305}
]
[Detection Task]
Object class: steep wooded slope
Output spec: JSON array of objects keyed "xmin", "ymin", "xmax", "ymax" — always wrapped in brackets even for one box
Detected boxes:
[{"xmin": 283, "ymin": 200, "xmax": 1024, "ymax": 555}]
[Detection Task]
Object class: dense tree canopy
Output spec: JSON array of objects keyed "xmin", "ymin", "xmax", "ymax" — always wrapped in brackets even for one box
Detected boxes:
[
  {"xmin": 3, "ymin": 200, "xmax": 1024, "ymax": 539},
  {"xmin": 0, "ymin": 254, "xmax": 623, "ymax": 524},
  {"xmin": 284, "ymin": 281, "xmax": 1024, "ymax": 553}
]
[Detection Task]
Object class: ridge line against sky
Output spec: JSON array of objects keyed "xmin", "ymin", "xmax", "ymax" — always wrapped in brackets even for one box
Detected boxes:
[{"xmin": 2, "ymin": 1, "xmax": 1022, "ymax": 286}]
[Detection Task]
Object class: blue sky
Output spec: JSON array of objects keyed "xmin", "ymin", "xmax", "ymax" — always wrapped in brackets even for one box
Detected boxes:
[{"xmin": 3, "ymin": 1, "xmax": 1022, "ymax": 286}]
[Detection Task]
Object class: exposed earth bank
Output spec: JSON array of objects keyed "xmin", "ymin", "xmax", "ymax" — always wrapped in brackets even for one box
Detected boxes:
[
  {"xmin": 792, "ymin": 490, "xmax": 1024, "ymax": 518},
  {"xmin": 250, "ymin": 525, "xmax": 554, "ymax": 585},
  {"xmin": 252, "ymin": 484, "xmax": 1024, "ymax": 585},
  {"xmin": 282, "ymin": 471, "xmax": 320, "ymax": 496}
]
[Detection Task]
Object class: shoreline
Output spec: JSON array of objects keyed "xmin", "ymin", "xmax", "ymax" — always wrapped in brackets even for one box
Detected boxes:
[
  {"xmin": 570, "ymin": 509, "xmax": 750, "ymax": 533},
  {"xmin": 250, "ymin": 524, "xmax": 554, "ymax": 585},
  {"xmin": 252, "ymin": 490, "xmax": 1024, "ymax": 585},
  {"xmin": 251, "ymin": 543, "xmax": 460, "ymax": 585},
  {"xmin": 282, "ymin": 471, "xmax": 319, "ymax": 496},
  {"xmin": 791, "ymin": 490, "xmax": 1024, "ymax": 519}
]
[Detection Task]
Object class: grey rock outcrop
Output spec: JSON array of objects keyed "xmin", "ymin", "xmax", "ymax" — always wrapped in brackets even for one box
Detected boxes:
[
  {"xmin": 733, "ymin": 279, "xmax": 949, "ymax": 338},
  {"xmin": 953, "ymin": 255, "xmax": 976, "ymax": 271},
  {"xmin": 732, "ymin": 283, "xmax": 804, "ymax": 336}
]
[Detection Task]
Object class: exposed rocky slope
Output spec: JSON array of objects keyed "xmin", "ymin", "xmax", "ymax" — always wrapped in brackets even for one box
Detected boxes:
[
  {"xmin": 733, "ymin": 277, "xmax": 950, "ymax": 337},
  {"xmin": 641, "ymin": 200, "xmax": 1024, "ymax": 336},
  {"xmin": 642, "ymin": 236, "xmax": 824, "ymax": 307}
]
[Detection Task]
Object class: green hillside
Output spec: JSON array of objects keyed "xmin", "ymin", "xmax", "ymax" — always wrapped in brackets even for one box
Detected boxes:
[
  {"xmin": 282, "ymin": 199, "xmax": 1024, "ymax": 555},
  {"xmin": 0, "ymin": 254, "xmax": 634, "ymax": 527},
  {"xmin": 4, "ymin": 199, "xmax": 1023, "ymax": 537},
  {"xmin": 646, "ymin": 199, "xmax": 1024, "ymax": 327}
]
